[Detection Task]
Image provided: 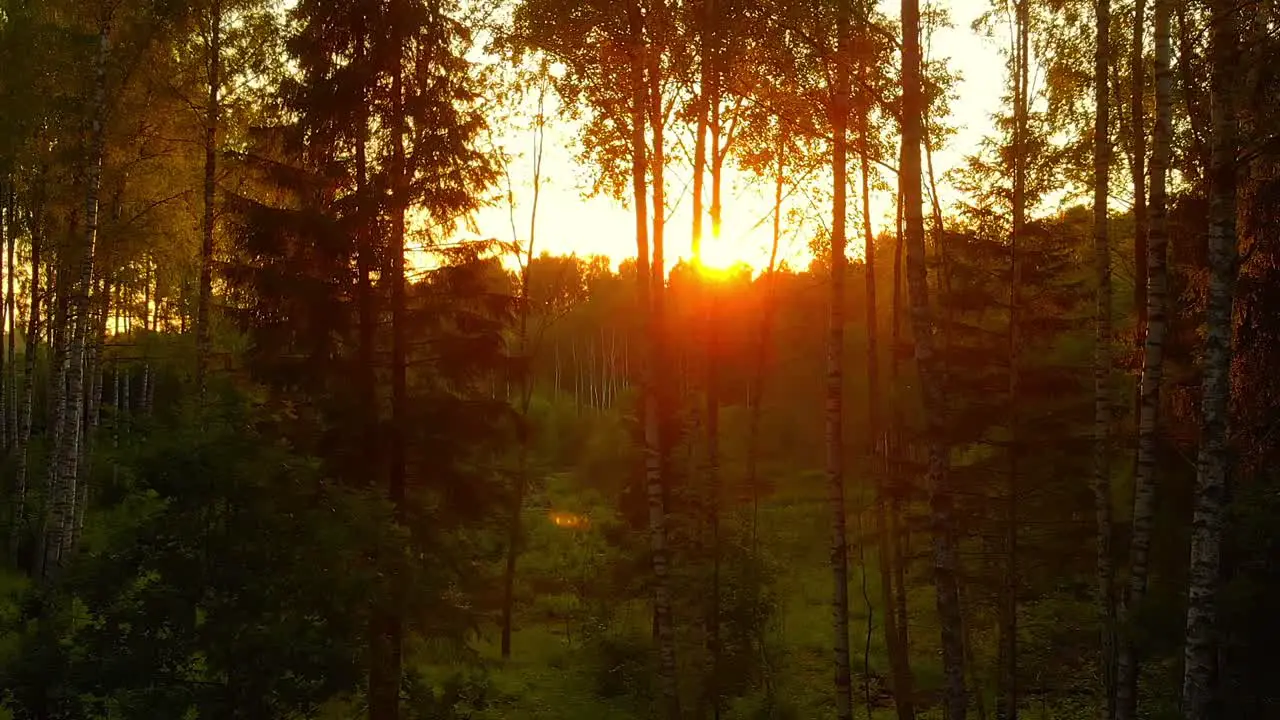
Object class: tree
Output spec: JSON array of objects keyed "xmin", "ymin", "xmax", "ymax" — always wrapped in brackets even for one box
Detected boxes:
[
  {"xmin": 1116, "ymin": 0, "xmax": 1169, "ymax": 716},
  {"xmin": 901, "ymin": 0, "xmax": 966, "ymax": 717},
  {"xmin": 826, "ymin": 0, "xmax": 854, "ymax": 717},
  {"xmin": 999, "ymin": 3, "xmax": 1031, "ymax": 717},
  {"xmin": 496, "ymin": 62, "xmax": 550, "ymax": 660},
  {"xmin": 1129, "ymin": 0, "xmax": 1147, "ymax": 336},
  {"xmin": 1181, "ymin": 1, "xmax": 1238, "ymax": 715},
  {"xmin": 859, "ymin": 6, "xmax": 917, "ymax": 716},
  {"xmin": 195, "ymin": 0, "xmax": 221, "ymax": 404},
  {"xmin": 43, "ymin": 3, "xmax": 111, "ymax": 579},
  {"xmin": 1092, "ymin": 0, "xmax": 1116, "ymax": 716}
]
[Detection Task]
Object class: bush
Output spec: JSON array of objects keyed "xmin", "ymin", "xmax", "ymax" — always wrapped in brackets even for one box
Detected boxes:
[{"xmin": 588, "ymin": 632, "xmax": 652, "ymax": 702}]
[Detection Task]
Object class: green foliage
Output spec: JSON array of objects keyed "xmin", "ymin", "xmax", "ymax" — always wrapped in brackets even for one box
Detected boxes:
[{"xmin": 1, "ymin": 397, "xmax": 387, "ymax": 719}]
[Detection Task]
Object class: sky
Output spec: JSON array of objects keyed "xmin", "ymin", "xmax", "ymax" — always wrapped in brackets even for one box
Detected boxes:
[{"xmin": 461, "ymin": 1, "xmax": 1010, "ymax": 273}]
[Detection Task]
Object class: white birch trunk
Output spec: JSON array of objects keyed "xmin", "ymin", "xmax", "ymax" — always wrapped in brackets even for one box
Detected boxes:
[
  {"xmin": 1181, "ymin": 2, "xmax": 1238, "ymax": 716},
  {"xmin": 1117, "ymin": 1, "xmax": 1170, "ymax": 715}
]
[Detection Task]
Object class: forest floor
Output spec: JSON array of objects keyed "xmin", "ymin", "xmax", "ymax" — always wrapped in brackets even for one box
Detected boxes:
[{"xmin": 425, "ymin": 469, "xmax": 956, "ymax": 720}]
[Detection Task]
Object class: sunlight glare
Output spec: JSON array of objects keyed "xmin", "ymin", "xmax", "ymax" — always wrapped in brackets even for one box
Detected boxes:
[{"xmin": 549, "ymin": 511, "xmax": 589, "ymax": 529}]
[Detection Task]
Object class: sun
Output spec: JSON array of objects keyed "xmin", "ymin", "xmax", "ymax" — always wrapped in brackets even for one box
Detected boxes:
[{"xmin": 694, "ymin": 236, "xmax": 757, "ymax": 279}]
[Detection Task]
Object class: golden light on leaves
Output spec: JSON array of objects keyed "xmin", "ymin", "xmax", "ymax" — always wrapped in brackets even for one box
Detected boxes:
[{"xmin": 549, "ymin": 511, "xmax": 589, "ymax": 529}]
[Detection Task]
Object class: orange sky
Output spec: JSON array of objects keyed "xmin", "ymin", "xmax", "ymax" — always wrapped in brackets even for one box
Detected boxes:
[{"xmin": 461, "ymin": 1, "xmax": 1009, "ymax": 274}]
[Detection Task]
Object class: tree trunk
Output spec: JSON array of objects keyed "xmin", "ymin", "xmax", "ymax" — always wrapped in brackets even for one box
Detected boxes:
[
  {"xmin": 1000, "ymin": 7, "xmax": 1029, "ymax": 718},
  {"xmin": 10, "ymin": 194, "xmax": 37, "ymax": 566},
  {"xmin": 901, "ymin": 0, "xmax": 966, "ymax": 716},
  {"xmin": 1094, "ymin": 0, "xmax": 1117, "ymax": 715},
  {"xmin": 45, "ymin": 19, "xmax": 108, "ymax": 579},
  {"xmin": 828, "ymin": 3, "xmax": 854, "ymax": 719},
  {"xmin": 7, "ymin": 184, "xmax": 17, "ymax": 452},
  {"xmin": 354, "ymin": 21, "xmax": 387, "ymax": 714},
  {"xmin": 1181, "ymin": 3, "xmax": 1237, "ymax": 716},
  {"xmin": 501, "ymin": 81, "xmax": 546, "ymax": 659},
  {"xmin": 705, "ymin": 4, "xmax": 724, "ymax": 712},
  {"xmin": 1, "ymin": 186, "xmax": 7, "ymax": 453},
  {"xmin": 747, "ymin": 123, "xmax": 785, "ymax": 553},
  {"xmin": 860, "ymin": 39, "xmax": 916, "ymax": 720},
  {"xmin": 691, "ymin": 0, "xmax": 708, "ymax": 267},
  {"xmin": 1129, "ymin": 0, "xmax": 1147, "ymax": 339},
  {"xmin": 73, "ymin": 282, "xmax": 108, "ymax": 550},
  {"xmin": 139, "ymin": 257, "xmax": 152, "ymax": 417},
  {"xmin": 371, "ymin": 9, "xmax": 409, "ymax": 720},
  {"xmin": 891, "ymin": 191, "xmax": 911, "ymax": 658},
  {"xmin": 629, "ymin": 0, "xmax": 677, "ymax": 714},
  {"xmin": 196, "ymin": 0, "xmax": 220, "ymax": 405},
  {"xmin": 1116, "ymin": 1, "xmax": 1170, "ymax": 717}
]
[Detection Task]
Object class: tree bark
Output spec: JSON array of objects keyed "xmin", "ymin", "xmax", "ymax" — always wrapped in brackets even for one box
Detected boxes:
[
  {"xmin": 1116, "ymin": 1, "xmax": 1170, "ymax": 717},
  {"xmin": 629, "ymin": 0, "xmax": 677, "ymax": 714},
  {"xmin": 9, "ymin": 192, "xmax": 37, "ymax": 566},
  {"xmin": 901, "ymin": 0, "xmax": 966, "ymax": 716},
  {"xmin": 370, "ymin": 6, "xmax": 409, "ymax": 719},
  {"xmin": 860, "ymin": 35, "xmax": 916, "ymax": 720},
  {"xmin": 45, "ymin": 18, "xmax": 109, "ymax": 579},
  {"xmin": 73, "ymin": 280, "xmax": 109, "ymax": 550},
  {"xmin": 704, "ymin": 0, "xmax": 724, "ymax": 711},
  {"xmin": 1093, "ymin": 0, "xmax": 1117, "ymax": 716},
  {"xmin": 1, "ymin": 185, "xmax": 7, "ymax": 453},
  {"xmin": 1130, "ymin": 0, "xmax": 1147, "ymax": 337},
  {"xmin": 746, "ymin": 122, "xmax": 786, "ymax": 559},
  {"xmin": 7, "ymin": 184, "xmax": 17, "ymax": 451},
  {"xmin": 501, "ymin": 80, "xmax": 546, "ymax": 660},
  {"xmin": 891, "ymin": 189, "xmax": 911, "ymax": 659},
  {"xmin": 1000, "ymin": 7, "xmax": 1029, "ymax": 718},
  {"xmin": 828, "ymin": 2, "xmax": 854, "ymax": 718},
  {"xmin": 1181, "ymin": 3, "xmax": 1237, "ymax": 716},
  {"xmin": 196, "ymin": 0, "xmax": 220, "ymax": 405}
]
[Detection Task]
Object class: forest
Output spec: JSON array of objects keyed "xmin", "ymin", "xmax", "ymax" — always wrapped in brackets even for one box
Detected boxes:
[{"xmin": 0, "ymin": 0, "xmax": 1276, "ymax": 718}]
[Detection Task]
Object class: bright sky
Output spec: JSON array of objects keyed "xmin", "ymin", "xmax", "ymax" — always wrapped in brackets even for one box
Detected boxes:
[{"xmin": 463, "ymin": 1, "xmax": 1008, "ymax": 273}]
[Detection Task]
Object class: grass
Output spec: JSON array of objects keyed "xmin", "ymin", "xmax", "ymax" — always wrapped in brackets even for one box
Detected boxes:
[{"xmin": 423, "ymin": 469, "xmax": 951, "ymax": 719}]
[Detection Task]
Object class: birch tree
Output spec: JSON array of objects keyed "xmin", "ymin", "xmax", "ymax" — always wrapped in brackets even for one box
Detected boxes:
[
  {"xmin": 1116, "ymin": 0, "xmax": 1170, "ymax": 716},
  {"xmin": 1181, "ymin": 1, "xmax": 1239, "ymax": 715},
  {"xmin": 902, "ymin": 0, "xmax": 966, "ymax": 716},
  {"xmin": 1092, "ymin": 0, "xmax": 1116, "ymax": 715}
]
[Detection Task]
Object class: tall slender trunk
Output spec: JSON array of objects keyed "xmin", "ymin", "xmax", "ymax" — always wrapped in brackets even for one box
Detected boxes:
[
  {"xmin": 1181, "ymin": 3, "xmax": 1237, "ymax": 716},
  {"xmin": 860, "ymin": 37, "xmax": 916, "ymax": 720},
  {"xmin": 691, "ymin": 1, "xmax": 708, "ymax": 266},
  {"xmin": 746, "ymin": 123, "xmax": 786, "ymax": 561},
  {"xmin": 1, "ymin": 187, "xmax": 7, "ymax": 453},
  {"xmin": 13, "ymin": 211, "xmax": 38, "ymax": 560},
  {"xmin": 1094, "ymin": 0, "xmax": 1117, "ymax": 716},
  {"xmin": 40, "ymin": 290, "xmax": 68, "ymax": 579},
  {"xmin": 371, "ymin": 10, "xmax": 409, "ymax": 720},
  {"xmin": 140, "ymin": 260, "xmax": 153, "ymax": 418},
  {"xmin": 999, "ymin": 7, "xmax": 1029, "ymax": 720},
  {"xmin": 45, "ymin": 19, "xmax": 109, "ymax": 578},
  {"xmin": 351, "ymin": 18, "xmax": 386, "ymax": 712},
  {"xmin": 121, "ymin": 345, "xmax": 130, "ymax": 432},
  {"xmin": 7, "ymin": 184, "xmax": 17, "ymax": 451},
  {"xmin": 704, "ymin": 4, "xmax": 724, "ymax": 712},
  {"xmin": 1130, "ymin": 0, "xmax": 1147, "ymax": 338},
  {"xmin": 891, "ymin": 188, "xmax": 910, "ymax": 659},
  {"xmin": 73, "ymin": 280, "xmax": 108, "ymax": 550},
  {"xmin": 1116, "ymin": 1, "xmax": 1170, "ymax": 717},
  {"xmin": 630, "ymin": 0, "xmax": 676, "ymax": 714},
  {"xmin": 501, "ymin": 81, "xmax": 545, "ymax": 660},
  {"xmin": 828, "ymin": 3, "xmax": 854, "ymax": 718},
  {"xmin": 196, "ymin": 0, "xmax": 220, "ymax": 405},
  {"xmin": 901, "ymin": 0, "xmax": 965, "ymax": 716}
]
